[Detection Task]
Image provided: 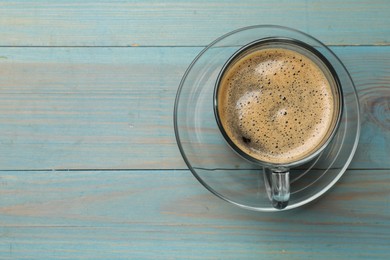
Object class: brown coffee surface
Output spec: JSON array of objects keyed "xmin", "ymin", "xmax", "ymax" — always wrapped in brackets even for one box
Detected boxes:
[{"xmin": 217, "ymin": 47, "xmax": 338, "ymax": 164}]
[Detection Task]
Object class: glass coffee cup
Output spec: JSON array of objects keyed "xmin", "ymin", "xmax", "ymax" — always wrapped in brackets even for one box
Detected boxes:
[
  {"xmin": 213, "ymin": 38, "xmax": 343, "ymax": 209},
  {"xmin": 174, "ymin": 25, "xmax": 360, "ymax": 211}
]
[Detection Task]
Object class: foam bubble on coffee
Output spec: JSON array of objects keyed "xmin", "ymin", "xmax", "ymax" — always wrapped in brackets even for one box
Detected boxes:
[{"xmin": 217, "ymin": 47, "xmax": 338, "ymax": 164}]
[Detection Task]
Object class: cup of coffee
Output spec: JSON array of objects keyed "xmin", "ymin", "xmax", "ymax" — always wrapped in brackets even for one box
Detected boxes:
[
  {"xmin": 214, "ymin": 38, "xmax": 343, "ymax": 209},
  {"xmin": 175, "ymin": 25, "xmax": 360, "ymax": 211}
]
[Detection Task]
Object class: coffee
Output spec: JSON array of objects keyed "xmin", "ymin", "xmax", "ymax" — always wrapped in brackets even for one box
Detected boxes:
[{"xmin": 216, "ymin": 43, "xmax": 341, "ymax": 164}]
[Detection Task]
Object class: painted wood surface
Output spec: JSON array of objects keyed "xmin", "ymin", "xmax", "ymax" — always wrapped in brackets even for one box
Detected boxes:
[
  {"xmin": 0, "ymin": 0, "xmax": 389, "ymax": 258},
  {"xmin": 0, "ymin": 46, "xmax": 389, "ymax": 170},
  {"xmin": 0, "ymin": 0, "xmax": 389, "ymax": 47},
  {"xmin": 0, "ymin": 169, "xmax": 389, "ymax": 259}
]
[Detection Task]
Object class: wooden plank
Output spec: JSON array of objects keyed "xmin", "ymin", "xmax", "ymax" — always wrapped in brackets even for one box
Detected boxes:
[
  {"xmin": 0, "ymin": 46, "xmax": 389, "ymax": 170},
  {"xmin": 0, "ymin": 169, "xmax": 389, "ymax": 258},
  {"xmin": 0, "ymin": 0, "xmax": 389, "ymax": 47}
]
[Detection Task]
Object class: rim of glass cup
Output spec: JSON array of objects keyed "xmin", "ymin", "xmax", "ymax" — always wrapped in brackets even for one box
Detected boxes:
[
  {"xmin": 173, "ymin": 25, "xmax": 361, "ymax": 211},
  {"xmin": 213, "ymin": 37, "xmax": 344, "ymax": 169}
]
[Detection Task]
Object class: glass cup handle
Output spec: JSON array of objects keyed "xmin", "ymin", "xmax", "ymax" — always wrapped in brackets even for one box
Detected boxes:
[{"xmin": 264, "ymin": 168, "xmax": 290, "ymax": 210}]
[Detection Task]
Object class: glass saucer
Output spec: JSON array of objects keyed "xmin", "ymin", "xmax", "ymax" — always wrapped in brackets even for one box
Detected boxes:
[{"xmin": 174, "ymin": 25, "xmax": 360, "ymax": 211}]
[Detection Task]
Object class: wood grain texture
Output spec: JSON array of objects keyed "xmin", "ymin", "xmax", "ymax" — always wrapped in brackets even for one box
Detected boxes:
[
  {"xmin": 0, "ymin": 169, "xmax": 389, "ymax": 259},
  {"xmin": 0, "ymin": 0, "xmax": 389, "ymax": 258},
  {"xmin": 0, "ymin": 46, "xmax": 389, "ymax": 170},
  {"xmin": 0, "ymin": 0, "xmax": 389, "ymax": 47}
]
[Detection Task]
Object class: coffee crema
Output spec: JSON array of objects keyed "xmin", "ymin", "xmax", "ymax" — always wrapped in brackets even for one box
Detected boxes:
[{"xmin": 217, "ymin": 46, "xmax": 339, "ymax": 164}]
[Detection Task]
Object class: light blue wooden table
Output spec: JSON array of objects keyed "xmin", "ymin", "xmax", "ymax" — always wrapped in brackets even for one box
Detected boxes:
[{"xmin": 0, "ymin": 1, "xmax": 389, "ymax": 258}]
